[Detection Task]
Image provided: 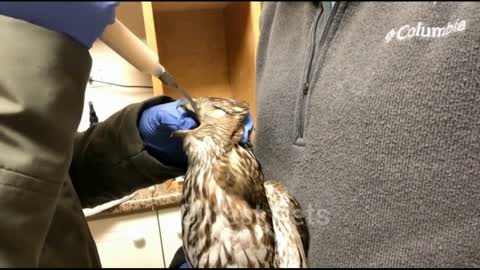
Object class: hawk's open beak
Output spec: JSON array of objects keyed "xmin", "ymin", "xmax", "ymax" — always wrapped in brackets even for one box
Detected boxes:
[
  {"xmin": 178, "ymin": 98, "xmax": 200, "ymax": 124},
  {"xmin": 171, "ymin": 129, "xmax": 189, "ymax": 139}
]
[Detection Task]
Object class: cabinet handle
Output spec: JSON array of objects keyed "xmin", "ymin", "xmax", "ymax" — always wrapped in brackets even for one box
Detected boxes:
[{"xmin": 132, "ymin": 235, "xmax": 146, "ymax": 248}]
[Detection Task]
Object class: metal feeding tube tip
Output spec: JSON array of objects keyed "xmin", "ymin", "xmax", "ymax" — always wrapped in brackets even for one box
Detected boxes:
[{"xmin": 158, "ymin": 71, "xmax": 200, "ymax": 118}]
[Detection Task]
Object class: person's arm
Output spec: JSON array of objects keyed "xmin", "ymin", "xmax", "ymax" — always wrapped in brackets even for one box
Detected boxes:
[
  {"xmin": 0, "ymin": 13, "xmax": 98, "ymax": 268},
  {"xmin": 69, "ymin": 97, "xmax": 188, "ymax": 208},
  {"xmin": 0, "ymin": 3, "xmax": 119, "ymax": 266}
]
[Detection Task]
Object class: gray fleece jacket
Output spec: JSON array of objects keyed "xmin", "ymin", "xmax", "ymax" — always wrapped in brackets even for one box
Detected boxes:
[{"xmin": 254, "ymin": 2, "xmax": 479, "ymax": 267}]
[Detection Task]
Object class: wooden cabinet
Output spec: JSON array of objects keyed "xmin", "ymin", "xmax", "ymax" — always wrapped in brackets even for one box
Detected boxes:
[
  {"xmin": 141, "ymin": 1, "xmax": 261, "ymax": 121},
  {"xmin": 88, "ymin": 211, "xmax": 166, "ymax": 268},
  {"xmin": 157, "ymin": 207, "xmax": 183, "ymax": 266},
  {"xmin": 88, "ymin": 206, "xmax": 183, "ymax": 268}
]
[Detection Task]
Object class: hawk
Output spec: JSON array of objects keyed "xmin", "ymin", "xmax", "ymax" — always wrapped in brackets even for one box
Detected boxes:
[{"xmin": 172, "ymin": 97, "xmax": 309, "ymax": 268}]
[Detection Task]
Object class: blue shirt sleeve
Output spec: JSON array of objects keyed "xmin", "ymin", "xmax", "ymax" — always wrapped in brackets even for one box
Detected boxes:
[{"xmin": 0, "ymin": 2, "xmax": 119, "ymax": 48}]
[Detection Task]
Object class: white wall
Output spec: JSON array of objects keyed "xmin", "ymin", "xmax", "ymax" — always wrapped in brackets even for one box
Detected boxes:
[
  {"xmin": 77, "ymin": 2, "xmax": 154, "ymax": 132},
  {"xmin": 77, "ymin": 40, "xmax": 154, "ymax": 132}
]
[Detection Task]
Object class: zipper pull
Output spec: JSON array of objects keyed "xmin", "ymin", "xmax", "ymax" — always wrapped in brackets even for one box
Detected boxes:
[{"xmin": 303, "ymin": 82, "xmax": 309, "ymax": 95}]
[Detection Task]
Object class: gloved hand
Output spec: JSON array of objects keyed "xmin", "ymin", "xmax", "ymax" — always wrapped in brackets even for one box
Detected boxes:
[
  {"xmin": 139, "ymin": 100, "xmax": 254, "ymax": 167},
  {"xmin": 168, "ymin": 246, "xmax": 190, "ymax": 268},
  {"xmin": 178, "ymin": 262, "xmax": 190, "ymax": 268},
  {"xmin": 0, "ymin": 2, "xmax": 119, "ymax": 48}
]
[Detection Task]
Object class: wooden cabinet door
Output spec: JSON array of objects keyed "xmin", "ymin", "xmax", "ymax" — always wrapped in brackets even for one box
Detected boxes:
[
  {"xmin": 157, "ymin": 206, "xmax": 183, "ymax": 267},
  {"xmin": 88, "ymin": 211, "xmax": 165, "ymax": 268},
  {"xmin": 141, "ymin": 1, "xmax": 261, "ymax": 122}
]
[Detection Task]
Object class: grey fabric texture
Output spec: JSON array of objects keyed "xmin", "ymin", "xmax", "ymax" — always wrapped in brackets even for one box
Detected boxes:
[{"xmin": 254, "ymin": 2, "xmax": 480, "ymax": 267}]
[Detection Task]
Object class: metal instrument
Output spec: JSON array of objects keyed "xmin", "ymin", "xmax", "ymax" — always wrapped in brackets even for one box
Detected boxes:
[{"xmin": 99, "ymin": 19, "xmax": 200, "ymax": 117}]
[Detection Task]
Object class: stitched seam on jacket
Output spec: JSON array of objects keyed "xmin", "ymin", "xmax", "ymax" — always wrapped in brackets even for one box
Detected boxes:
[
  {"xmin": 0, "ymin": 181, "xmax": 49, "ymax": 195},
  {"xmin": 0, "ymin": 166, "xmax": 59, "ymax": 186},
  {"xmin": 0, "ymin": 178, "xmax": 58, "ymax": 196}
]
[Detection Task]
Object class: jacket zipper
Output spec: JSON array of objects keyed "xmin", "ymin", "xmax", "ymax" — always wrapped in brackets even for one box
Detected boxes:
[
  {"xmin": 295, "ymin": 2, "xmax": 342, "ymax": 145},
  {"xmin": 296, "ymin": 9, "xmax": 323, "ymax": 145}
]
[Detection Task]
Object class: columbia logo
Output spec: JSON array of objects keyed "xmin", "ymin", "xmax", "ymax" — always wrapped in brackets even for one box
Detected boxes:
[
  {"xmin": 385, "ymin": 19, "xmax": 467, "ymax": 43},
  {"xmin": 385, "ymin": 29, "xmax": 396, "ymax": 43}
]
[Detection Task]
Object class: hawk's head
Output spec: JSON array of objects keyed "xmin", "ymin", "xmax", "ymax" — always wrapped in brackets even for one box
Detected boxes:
[{"xmin": 173, "ymin": 97, "xmax": 250, "ymax": 155}]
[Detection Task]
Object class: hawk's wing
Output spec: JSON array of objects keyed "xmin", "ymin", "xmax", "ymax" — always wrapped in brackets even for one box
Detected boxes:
[{"xmin": 264, "ymin": 180, "xmax": 310, "ymax": 268}]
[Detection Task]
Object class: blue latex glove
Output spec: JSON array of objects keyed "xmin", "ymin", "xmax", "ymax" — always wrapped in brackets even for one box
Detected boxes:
[
  {"xmin": 139, "ymin": 100, "xmax": 254, "ymax": 167},
  {"xmin": 0, "ymin": 2, "xmax": 119, "ymax": 48},
  {"xmin": 178, "ymin": 262, "xmax": 190, "ymax": 268}
]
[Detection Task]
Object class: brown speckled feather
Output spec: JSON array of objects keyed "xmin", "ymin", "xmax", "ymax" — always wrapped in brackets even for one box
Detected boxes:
[{"xmin": 173, "ymin": 97, "xmax": 309, "ymax": 268}]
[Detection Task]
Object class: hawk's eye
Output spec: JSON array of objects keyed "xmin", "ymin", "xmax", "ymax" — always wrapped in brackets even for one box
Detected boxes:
[
  {"xmin": 213, "ymin": 105, "xmax": 237, "ymax": 117},
  {"xmin": 212, "ymin": 105, "xmax": 227, "ymax": 112},
  {"xmin": 210, "ymin": 108, "xmax": 228, "ymax": 118}
]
